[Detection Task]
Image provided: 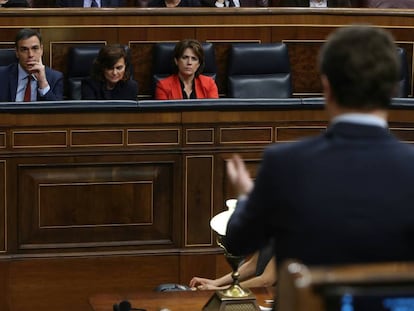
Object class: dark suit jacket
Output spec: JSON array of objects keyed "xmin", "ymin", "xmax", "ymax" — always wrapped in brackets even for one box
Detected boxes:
[
  {"xmin": 224, "ymin": 122, "xmax": 414, "ymax": 266},
  {"xmin": 363, "ymin": 0, "xmax": 414, "ymax": 8},
  {"xmin": 279, "ymin": 0, "xmax": 351, "ymax": 6},
  {"xmin": 56, "ymin": 0, "xmax": 125, "ymax": 7},
  {"xmin": 81, "ymin": 77, "xmax": 138, "ymax": 100},
  {"xmin": 0, "ymin": 63, "xmax": 64, "ymax": 102}
]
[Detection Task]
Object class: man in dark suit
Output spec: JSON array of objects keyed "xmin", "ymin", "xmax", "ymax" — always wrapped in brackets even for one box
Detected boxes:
[
  {"xmin": 0, "ymin": 28, "xmax": 63, "ymax": 102},
  {"xmin": 223, "ymin": 25, "xmax": 414, "ymax": 268},
  {"xmin": 56, "ymin": 0, "xmax": 125, "ymax": 7}
]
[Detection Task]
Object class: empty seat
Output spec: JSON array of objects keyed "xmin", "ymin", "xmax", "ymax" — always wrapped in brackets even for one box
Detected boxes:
[
  {"xmin": 66, "ymin": 45, "xmax": 102, "ymax": 100},
  {"xmin": 227, "ymin": 43, "xmax": 292, "ymax": 98},
  {"xmin": 396, "ymin": 47, "xmax": 410, "ymax": 98},
  {"xmin": 151, "ymin": 42, "xmax": 217, "ymax": 97},
  {"xmin": 0, "ymin": 48, "xmax": 17, "ymax": 66}
]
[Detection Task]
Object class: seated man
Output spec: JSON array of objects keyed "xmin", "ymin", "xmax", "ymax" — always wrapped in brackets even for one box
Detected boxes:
[
  {"xmin": 56, "ymin": 0, "xmax": 125, "ymax": 7},
  {"xmin": 0, "ymin": 28, "xmax": 63, "ymax": 102}
]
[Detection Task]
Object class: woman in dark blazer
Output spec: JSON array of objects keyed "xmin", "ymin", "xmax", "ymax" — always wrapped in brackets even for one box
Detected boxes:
[{"xmin": 81, "ymin": 44, "xmax": 138, "ymax": 100}]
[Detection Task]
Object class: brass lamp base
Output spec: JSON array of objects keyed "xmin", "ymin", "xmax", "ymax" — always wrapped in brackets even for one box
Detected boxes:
[{"xmin": 202, "ymin": 287, "xmax": 260, "ymax": 311}]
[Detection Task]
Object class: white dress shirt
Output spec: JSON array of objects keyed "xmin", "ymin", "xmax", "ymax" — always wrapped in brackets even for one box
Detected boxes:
[
  {"xmin": 310, "ymin": 0, "xmax": 327, "ymax": 7},
  {"xmin": 84, "ymin": 0, "xmax": 101, "ymax": 7},
  {"xmin": 15, "ymin": 64, "xmax": 50, "ymax": 102}
]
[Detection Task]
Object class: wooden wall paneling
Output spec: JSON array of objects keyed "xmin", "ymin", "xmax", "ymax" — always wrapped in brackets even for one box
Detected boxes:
[
  {"xmin": 283, "ymin": 40, "xmax": 324, "ymax": 96},
  {"xmin": 7, "ymin": 255, "xmax": 180, "ymax": 311},
  {"xmin": 127, "ymin": 42, "xmax": 154, "ymax": 98},
  {"xmin": 0, "ymin": 160, "xmax": 6, "ymax": 254},
  {"xmin": 222, "ymin": 152, "xmax": 263, "ymax": 201},
  {"xmin": 43, "ymin": 27, "xmax": 117, "ymax": 73},
  {"xmin": 16, "ymin": 156, "xmax": 176, "ymax": 252},
  {"xmin": 390, "ymin": 127, "xmax": 414, "ymax": 143},
  {"xmin": 0, "ymin": 260, "xmax": 9, "ymax": 311},
  {"xmin": 275, "ymin": 126, "xmax": 326, "ymax": 142},
  {"xmin": 179, "ymin": 252, "xmax": 219, "ymax": 285},
  {"xmin": 184, "ymin": 155, "xmax": 214, "ymax": 246}
]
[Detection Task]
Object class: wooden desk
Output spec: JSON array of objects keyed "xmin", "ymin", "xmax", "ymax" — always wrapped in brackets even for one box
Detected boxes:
[{"xmin": 89, "ymin": 287, "xmax": 275, "ymax": 311}]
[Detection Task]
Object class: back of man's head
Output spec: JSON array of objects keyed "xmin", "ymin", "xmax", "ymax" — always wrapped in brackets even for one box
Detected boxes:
[{"xmin": 319, "ymin": 25, "xmax": 399, "ymax": 110}]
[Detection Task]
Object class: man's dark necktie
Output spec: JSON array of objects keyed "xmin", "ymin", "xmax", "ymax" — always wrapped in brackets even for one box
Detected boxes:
[
  {"xmin": 91, "ymin": 0, "xmax": 99, "ymax": 7},
  {"xmin": 23, "ymin": 75, "xmax": 31, "ymax": 102}
]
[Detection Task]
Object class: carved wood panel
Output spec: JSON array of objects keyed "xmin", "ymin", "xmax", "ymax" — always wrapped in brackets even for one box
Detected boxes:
[
  {"xmin": 185, "ymin": 155, "xmax": 213, "ymax": 246},
  {"xmin": 0, "ymin": 160, "xmax": 5, "ymax": 253},
  {"xmin": 17, "ymin": 160, "xmax": 175, "ymax": 251}
]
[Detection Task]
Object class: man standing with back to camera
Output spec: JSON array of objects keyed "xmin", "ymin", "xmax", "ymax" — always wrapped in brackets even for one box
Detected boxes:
[
  {"xmin": 0, "ymin": 28, "xmax": 63, "ymax": 102},
  {"xmin": 223, "ymin": 25, "xmax": 414, "ymax": 270}
]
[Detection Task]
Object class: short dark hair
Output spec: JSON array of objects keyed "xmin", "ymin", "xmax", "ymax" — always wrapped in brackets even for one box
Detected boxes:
[
  {"xmin": 173, "ymin": 39, "xmax": 205, "ymax": 77},
  {"xmin": 91, "ymin": 44, "xmax": 130, "ymax": 81},
  {"xmin": 319, "ymin": 25, "xmax": 399, "ymax": 109},
  {"xmin": 15, "ymin": 28, "xmax": 42, "ymax": 47}
]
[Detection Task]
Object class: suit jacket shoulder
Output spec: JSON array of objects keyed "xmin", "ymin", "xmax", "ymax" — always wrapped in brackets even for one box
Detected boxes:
[
  {"xmin": 56, "ymin": 0, "xmax": 83, "ymax": 6},
  {"xmin": 0, "ymin": 63, "xmax": 18, "ymax": 102},
  {"xmin": 240, "ymin": 0, "xmax": 268, "ymax": 6},
  {"xmin": 105, "ymin": 0, "xmax": 125, "ymax": 6}
]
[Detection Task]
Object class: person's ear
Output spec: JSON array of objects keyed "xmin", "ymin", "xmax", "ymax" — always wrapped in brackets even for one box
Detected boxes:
[
  {"xmin": 321, "ymin": 74, "xmax": 341, "ymax": 117},
  {"xmin": 321, "ymin": 74, "xmax": 332, "ymax": 102}
]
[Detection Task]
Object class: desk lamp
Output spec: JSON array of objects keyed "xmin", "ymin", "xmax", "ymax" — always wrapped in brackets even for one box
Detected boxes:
[{"xmin": 203, "ymin": 199, "xmax": 260, "ymax": 311}]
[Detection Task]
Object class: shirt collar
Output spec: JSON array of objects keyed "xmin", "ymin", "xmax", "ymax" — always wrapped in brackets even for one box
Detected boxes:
[
  {"xmin": 18, "ymin": 63, "xmax": 29, "ymax": 81},
  {"xmin": 331, "ymin": 113, "xmax": 388, "ymax": 128}
]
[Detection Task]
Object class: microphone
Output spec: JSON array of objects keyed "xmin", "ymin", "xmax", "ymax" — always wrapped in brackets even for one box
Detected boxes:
[{"xmin": 113, "ymin": 300, "xmax": 146, "ymax": 311}]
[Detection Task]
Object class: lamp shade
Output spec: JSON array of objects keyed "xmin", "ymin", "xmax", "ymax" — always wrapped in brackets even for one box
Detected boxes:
[{"xmin": 210, "ymin": 199, "xmax": 237, "ymax": 236}]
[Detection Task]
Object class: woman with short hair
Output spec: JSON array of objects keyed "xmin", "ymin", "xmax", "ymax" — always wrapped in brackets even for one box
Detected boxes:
[
  {"xmin": 155, "ymin": 39, "xmax": 218, "ymax": 100},
  {"xmin": 81, "ymin": 44, "xmax": 138, "ymax": 100}
]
